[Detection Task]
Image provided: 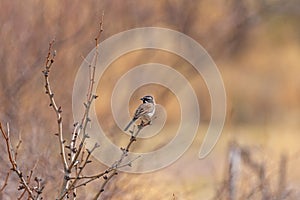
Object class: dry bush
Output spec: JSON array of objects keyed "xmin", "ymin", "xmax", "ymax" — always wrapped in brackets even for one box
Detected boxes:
[
  {"xmin": 213, "ymin": 141, "xmax": 298, "ymax": 200},
  {"xmin": 0, "ymin": 16, "xmax": 156, "ymax": 200}
]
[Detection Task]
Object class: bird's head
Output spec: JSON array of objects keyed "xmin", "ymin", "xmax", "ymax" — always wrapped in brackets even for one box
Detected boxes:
[{"xmin": 140, "ymin": 95, "xmax": 154, "ymax": 104}]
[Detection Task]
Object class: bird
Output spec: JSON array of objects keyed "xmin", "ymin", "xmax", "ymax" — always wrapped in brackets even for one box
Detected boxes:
[{"xmin": 124, "ymin": 95, "xmax": 156, "ymax": 131}]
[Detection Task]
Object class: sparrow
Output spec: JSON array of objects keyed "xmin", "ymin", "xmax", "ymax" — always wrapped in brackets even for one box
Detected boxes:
[{"xmin": 124, "ymin": 95, "xmax": 156, "ymax": 131}]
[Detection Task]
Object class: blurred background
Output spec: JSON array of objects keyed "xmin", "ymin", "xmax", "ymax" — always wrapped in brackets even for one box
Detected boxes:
[{"xmin": 0, "ymin": 0, "xmax": 300, "ymax": 199}]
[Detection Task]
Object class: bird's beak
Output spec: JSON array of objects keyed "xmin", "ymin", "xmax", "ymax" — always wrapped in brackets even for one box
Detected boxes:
[{"xmin": 140, "ymin": 98, "xmax": 144, "ymax": 101}]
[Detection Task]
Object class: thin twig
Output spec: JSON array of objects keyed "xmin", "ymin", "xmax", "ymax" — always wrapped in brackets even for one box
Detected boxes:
[
  {"xmin": 58, "ymin": 143, "xmax": 100, "ymax": 199},
  {"xmin": 93, "ymin": 124, "xmax": 145, "ymax": 199},
  {"xmin": 69, "ymin": 170, "xmax": 112, "ymax": 189},
  {"xmin": 42, "ymin": 39, "xmax": 70, "ymax": 196},
  {"xmin": 93, "ymin": 170, "xmax": 117, "ymax": 200},
  {"xmin": 14, "ymin": 131, "xmax": 22, "ymax": 161},
  {"xmin": 17, "ymin": 189, "xmax": 26, "ymax": 200},
  {"xmin": 68, "ymin": 13, "xmax": 104, "ymax": 172},
  {"xmin": 55, "ymin": 14, "xmax": 105, "ymax": 200},
  {"xmin": 0, "ymin": 123, "xmax": 34, "ymax": 198},
  {"xmin": 0, "ymin": 171, "xmax": 10, "ymax": 192}
]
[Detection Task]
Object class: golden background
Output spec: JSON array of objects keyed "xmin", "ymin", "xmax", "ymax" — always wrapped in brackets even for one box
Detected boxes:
[{"xmin": 0, "ymin": 0, "xmax": 299, "ymax": 199}]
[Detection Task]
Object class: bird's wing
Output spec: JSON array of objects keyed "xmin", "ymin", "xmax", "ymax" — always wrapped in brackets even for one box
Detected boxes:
[{"xmin": 133, "ymin": 103, "xmax": 153, "ymax": 119}]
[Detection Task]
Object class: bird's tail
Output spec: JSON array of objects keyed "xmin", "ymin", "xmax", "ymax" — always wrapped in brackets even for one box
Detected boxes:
[{"xmin": 124, "ymin": 120, "xmax": 135, "ymax": 131}]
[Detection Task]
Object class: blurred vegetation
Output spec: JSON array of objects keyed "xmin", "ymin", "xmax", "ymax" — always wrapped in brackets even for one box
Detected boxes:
[{"xmin": 0, "ymin": 0, "xmax": 300, "ymax": 199}]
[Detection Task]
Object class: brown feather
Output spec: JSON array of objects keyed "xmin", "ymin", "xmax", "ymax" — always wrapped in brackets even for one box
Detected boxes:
[{"xmin": 133, "ymin": 103, "xmax": 154, "ymax": 119}]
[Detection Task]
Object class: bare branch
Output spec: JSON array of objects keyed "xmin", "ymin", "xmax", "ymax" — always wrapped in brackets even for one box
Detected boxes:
[
  {"xmin": 0, "ymin": 171, "xmax": 10, "ymax": 193},
  {"xmin": 42, "ymin": 39, "xmax": 70, "ymax": 196},
  {"xmin": 69, "ymin": 169, "xmax": 112, "ymax": 190},
  {"xmin": 14, "ymin": 131, "xmax": 22, "ymax": 161},
  {"xmin": 0, "ymin": 123, "xmax": 34, "ymax": 198},
  {"xmin": 93, "ymin": 124, "xmax": 145, "ymax": 199},
  {"xmin": 58, "ymin": 143, "xmax": 100, "ymax": 199},
  {"xmin": 53, "ymin": 14, "xmax": 105, "ymax": 200},
  {"xmin": 93, "ymin": 170, "xmax": 117, "ymax": 200},
  {"xmin": 68, "ymin": 13, "xmax": 104, "ymax": 172}
]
